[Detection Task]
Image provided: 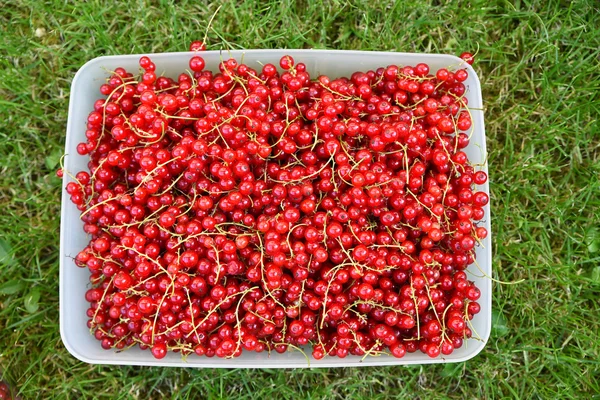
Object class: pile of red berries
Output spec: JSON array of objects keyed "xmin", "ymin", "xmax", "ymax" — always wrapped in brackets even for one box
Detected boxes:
[{"xmin": 64, "ymin": 48, "xmax": 488, "ymax": 360}]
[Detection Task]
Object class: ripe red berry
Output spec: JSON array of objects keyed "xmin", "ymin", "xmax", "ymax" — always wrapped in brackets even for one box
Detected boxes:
[
  {"xmin": 460, "ymin": 52, "xmax": 475, "ymax": 65},
  {"xmin": 279, "ymin": 55, "xmax": 294, "ymax": 70},
  {"xmin": 114, "ymin": 271, "xmax": 133, "ymax": 290},
  {"xmin": 189, "ymin": 56, "xmax": 206, "ymax": 72},
  {"xmin": 189, "ymin": 40, "xmax": 206, "ymax": 51},
  {"xmin": 151, "ymin": 343, "xmax": 167, "ymax": 359}
]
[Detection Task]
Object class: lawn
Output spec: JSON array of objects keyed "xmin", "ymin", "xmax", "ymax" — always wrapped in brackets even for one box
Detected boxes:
[{"xmin": 0, "ymin": 0, "xmax": 599, "ymax": 398}]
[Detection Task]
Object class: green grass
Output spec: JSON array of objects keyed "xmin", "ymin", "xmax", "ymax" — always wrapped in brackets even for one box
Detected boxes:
[{"xmin": 1, "ymin": 0, "xmax": 599, "ymax": 398}]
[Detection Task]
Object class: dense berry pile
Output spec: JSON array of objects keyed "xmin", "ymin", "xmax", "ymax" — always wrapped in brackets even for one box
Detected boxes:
[{"xmin": 63, "ymin": 49, "xmax": 488, "ymax": 360}]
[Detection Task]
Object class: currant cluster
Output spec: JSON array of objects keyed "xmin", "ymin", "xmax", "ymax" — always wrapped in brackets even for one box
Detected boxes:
[
  {"xmin": 64, "ymin": 48, "xmax": 488, "ymax": 360},
  {"xmin": 0, "ymin": 381, "xmax": 16, "ymax": 400}
]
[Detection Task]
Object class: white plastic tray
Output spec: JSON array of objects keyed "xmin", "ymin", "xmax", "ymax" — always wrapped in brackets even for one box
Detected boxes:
[{"xmin": 60, "ymin": 50, "xmax": 491, "ymax": 368}]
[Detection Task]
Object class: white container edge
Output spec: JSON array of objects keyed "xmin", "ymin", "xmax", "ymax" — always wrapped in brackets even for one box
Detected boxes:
[{"xmin": 60, "ymin": 49, "xmax": 491, "ymax": 368}]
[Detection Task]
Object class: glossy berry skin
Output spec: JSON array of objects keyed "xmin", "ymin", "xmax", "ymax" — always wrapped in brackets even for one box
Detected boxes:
[
  {"xmin": 189, "ymin": 40, "xmax": 206, "ymax": 51},
  {"xmin": 460, "ymin": 52, "xmax": 474, "ymax": 65},
  {"xmin": 0, "ymin": 382, "xmax": 11, "ymax": 400},
  {"xmin": 66, "ymin": 52, "xmax": 486, "ymax": 362}
]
